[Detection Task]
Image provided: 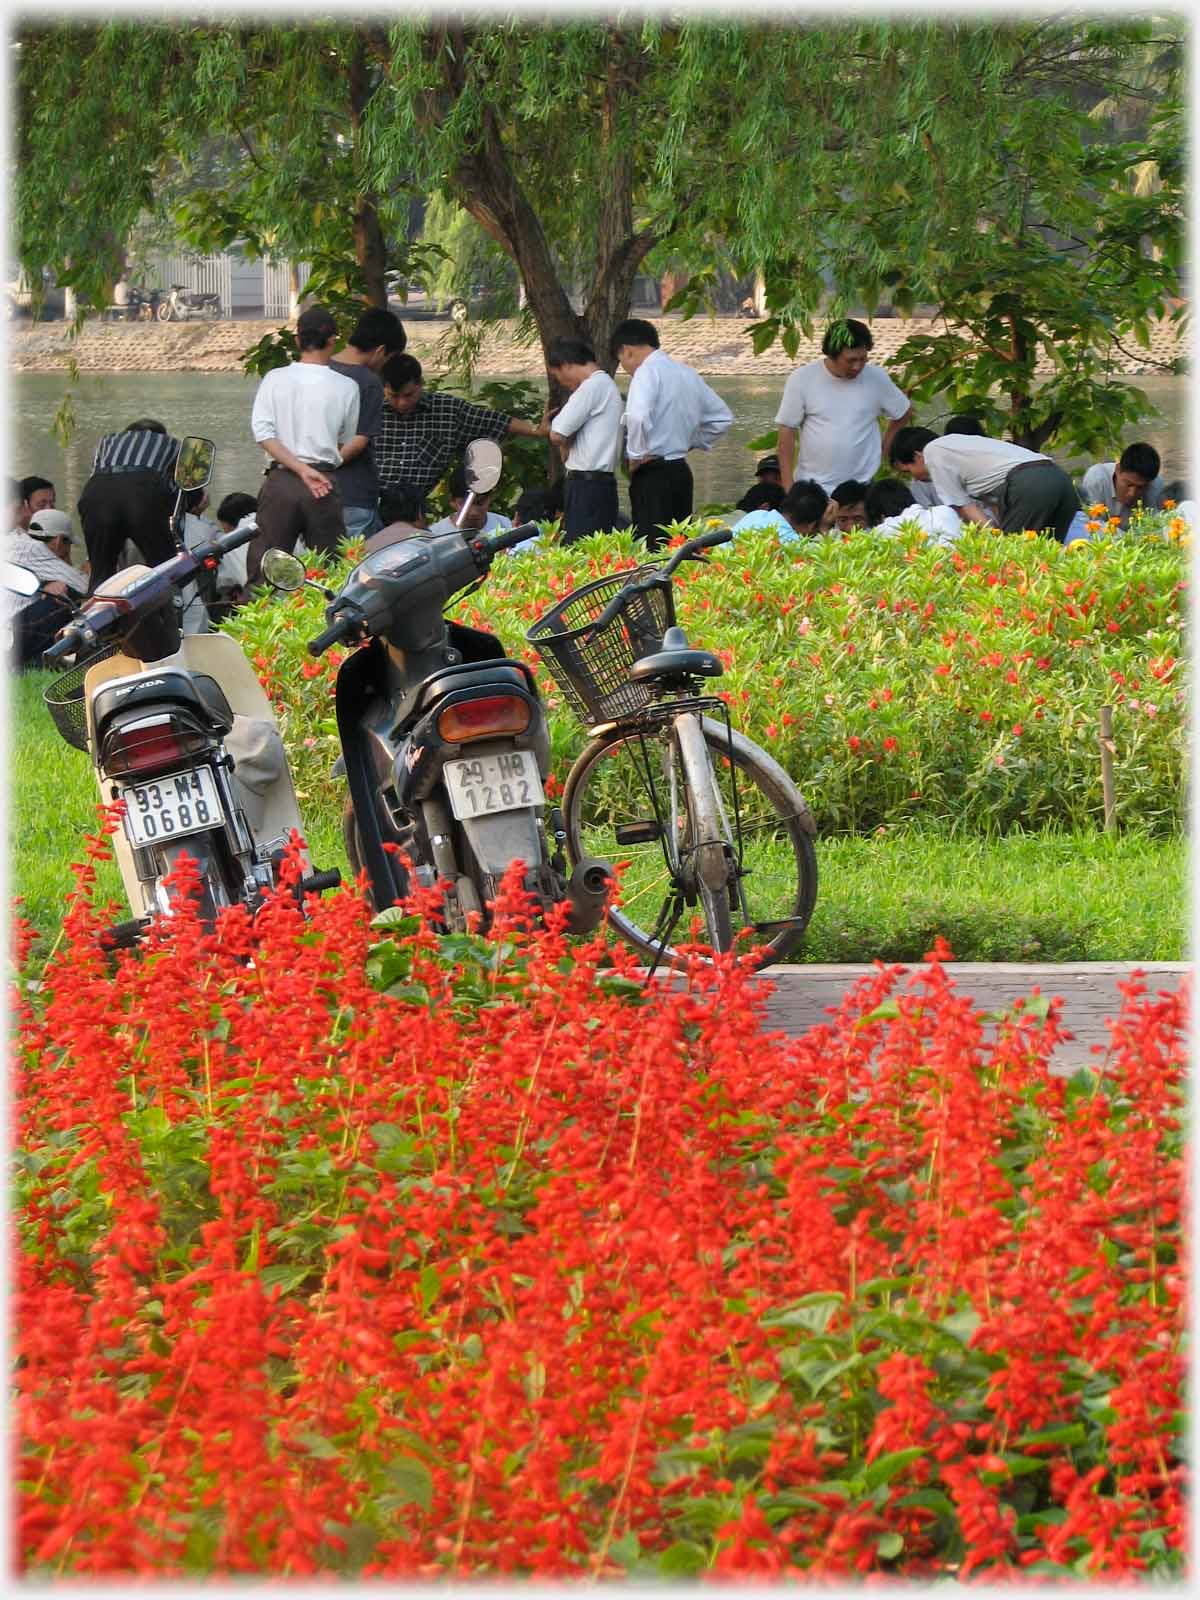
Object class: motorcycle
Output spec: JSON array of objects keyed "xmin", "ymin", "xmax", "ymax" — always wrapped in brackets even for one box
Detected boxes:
[
  {"xmin": 263, "ymin": 439, "xmax": 611, "ymax": 934},
  {"xmin": 41, "ymin": 435, "xmax": 338, "ymax": 946},
  {"xmin": 156, "ymin": 284, "xmax": 221, "ymax": 322}
]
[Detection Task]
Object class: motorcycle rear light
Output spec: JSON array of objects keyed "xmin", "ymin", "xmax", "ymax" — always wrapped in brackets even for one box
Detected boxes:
[
  {"xmin": 102, "ymin": 714, "xmax": 212, "ymax": 779},
  {"xmin": 436, "ymin": 694, "xmax": 531, "ymax": 743}
]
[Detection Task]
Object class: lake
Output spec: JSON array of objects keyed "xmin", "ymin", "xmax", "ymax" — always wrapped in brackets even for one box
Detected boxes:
[{"xmin": 11, "ymin": 369, "xmax": 1189, "ymax": 523}]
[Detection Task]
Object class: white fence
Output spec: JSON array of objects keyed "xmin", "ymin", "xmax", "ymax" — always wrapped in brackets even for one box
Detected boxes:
[
  {"xmin": 142, "ymin": 250, "xmax": 309, "ymax": 319},
  {"xmin": 263, "ymin": 258, "xmax": 311, "ymax": 320}
]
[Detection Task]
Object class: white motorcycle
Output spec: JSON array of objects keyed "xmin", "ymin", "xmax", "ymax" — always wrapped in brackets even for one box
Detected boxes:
[
  {"xmin": 156, "ymin": 284, "xmax": 221, "ymax": 322},
  {"xmin": 41, "ymin": 436, "xmax": 338, "ymax": 946}
]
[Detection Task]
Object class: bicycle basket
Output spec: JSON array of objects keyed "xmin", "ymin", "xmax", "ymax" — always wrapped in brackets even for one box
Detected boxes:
[
  {"xmin": 43, "ymin": 645, "xmax": 118, "ymax": 753},
  {"xmin": 526, "ymin": 565, "xmax": 670, "ymax": 723}
]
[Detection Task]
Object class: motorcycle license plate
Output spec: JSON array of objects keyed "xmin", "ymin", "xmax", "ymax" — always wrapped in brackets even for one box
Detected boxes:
[
  {"xmin": 443, "ymin": 750, "xmax": 544, "ymax": 821},
  {"xmin": 120, "ymin": 766, "xmax": 224, "ymax": 847}
]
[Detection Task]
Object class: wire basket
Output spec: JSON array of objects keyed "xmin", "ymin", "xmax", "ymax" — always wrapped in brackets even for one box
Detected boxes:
[
  {"xmin": 526, "ymin": 566, "xmax": 670, "ymax": 724},
  {"xmin": 43, "ymin": 646, "xmax": 117, "ymax": 753}
]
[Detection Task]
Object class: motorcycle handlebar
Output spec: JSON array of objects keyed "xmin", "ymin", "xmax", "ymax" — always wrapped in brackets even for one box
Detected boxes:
[
  {"xmin": 469, "ymin": 521, "xmax": 540, "ymax": 561},
  {"xmin": 307, "ymin": 611, "xmax": 361, "ymax": 657},
  {"xmin": 42, "ymin": 622, "xmax": 95, "ymax": 664}
]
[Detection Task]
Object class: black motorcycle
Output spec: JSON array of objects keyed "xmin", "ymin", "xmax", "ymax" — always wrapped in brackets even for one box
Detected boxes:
[{"xmin": 264, "ymin": 441, "xmax": 610, "ymax": 933}]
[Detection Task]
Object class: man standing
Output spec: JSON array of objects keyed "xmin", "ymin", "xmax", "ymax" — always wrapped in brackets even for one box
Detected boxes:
[
  {"xmin": 774, "ymin": 318, "xmax": 912, "ymax": 492},
  {"xmin": 330, "ymin": 306, "xmax": 408, "ymax": 540},
  {"xmin": 1079, "ymin": 442, "xmax": 1164, "ymax": 527},
  {"xmin": 610, "ymin": 318, "xmax": 732, "ymax": 550},
  {"xmin": 77, "ymin": 419, "xmax": 180, "ymax": 588},
  {"xmin": 545, "ymin": 336, "xmax": 624, "ymax": 543},
  {"xmin": 375, "ymin": 353, "xmax": 548, "ymax": 505},
  {"xmin": 248, "ymin": 304, "xmax": 361, "ymax": 583},
  {"xmin": 889, "ymin": 425, "xmax": 1081, "ymax": 541}
]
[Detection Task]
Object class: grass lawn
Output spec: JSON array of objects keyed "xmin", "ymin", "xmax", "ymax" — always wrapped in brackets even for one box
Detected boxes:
[{"xmin": 7, "ymin": 668, "xmax": 1188, "ymax": 963}]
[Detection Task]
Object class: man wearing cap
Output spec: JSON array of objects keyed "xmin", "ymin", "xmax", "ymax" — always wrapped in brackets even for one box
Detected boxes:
[
  {"xmin": 247, "ymin": 304, "xmax": 361, "ymax": 583},
  {"xmin": 735, "ymin": 454, "xmax": 783, "ymax": 511},
  {"xmin": 77, "ymin": 418, "xmax": 182, "ymax": 589},
  {"xmin": 3, "ymin": 497, "xmax": 88, "ymax": 666}
]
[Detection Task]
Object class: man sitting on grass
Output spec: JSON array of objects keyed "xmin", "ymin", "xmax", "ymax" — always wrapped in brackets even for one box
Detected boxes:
[
  {"xmin": 864, "ymin": 478, "xmax": 963, "ymax": 546},
  {"xmin": 732, "ymin": 478, "xmax": 829, "ymax": 540},
  {"xmin": 820, "ymin": 478, "xmax": 871, "ymax": 532}
]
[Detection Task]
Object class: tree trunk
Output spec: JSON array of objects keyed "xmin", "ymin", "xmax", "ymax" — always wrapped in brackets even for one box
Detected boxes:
[{"xmin": 348, "ymin": 39, "xmax": 388, "ymax": 308}]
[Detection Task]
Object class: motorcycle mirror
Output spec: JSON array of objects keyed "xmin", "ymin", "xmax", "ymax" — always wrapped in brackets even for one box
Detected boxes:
[
  {"xmin": 174, "ymin": 436, "xmax": 216, "ymax": 493},
  {"xmin": 461, "ymin": 438, "xmax": 503, "ymax": 497},
  {"xmin": 2, "ymin": 560, "xmax": 41, "ymax": 598},
  {"xmin": 260, "ymin": 549, "xmax": 307, "ymax": 592}
]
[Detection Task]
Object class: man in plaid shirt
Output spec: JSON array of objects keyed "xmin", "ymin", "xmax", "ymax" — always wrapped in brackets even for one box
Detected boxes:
[{"xmin": 377, "ymin": 354, "xmax": 547, "ymax": 502}]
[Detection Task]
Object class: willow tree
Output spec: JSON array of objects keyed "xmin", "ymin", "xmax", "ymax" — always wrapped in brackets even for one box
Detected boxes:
[{"xmin": 13, "ymin": 15, "xmax": 1184, "ymax": 448}]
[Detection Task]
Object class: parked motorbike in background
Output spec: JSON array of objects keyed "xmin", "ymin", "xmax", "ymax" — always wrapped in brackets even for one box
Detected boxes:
[
  {"xmin": 156, "ymin": 284, "xmax": 221, "ymax": 322},
  {"xmin": 41, "ymin": 436, "xmax": 338, "ymax": 946},
  {"xmin": 264, "ymin": 439, "xmax": 611, "ymax": 934}
]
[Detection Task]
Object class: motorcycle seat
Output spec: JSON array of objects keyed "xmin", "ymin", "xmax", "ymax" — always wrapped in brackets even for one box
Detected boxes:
[
  {"xmin": 92, "ymin": 668, "xmax": 235, "ymax": 738},
  {"xmin": 403, "ymin": 658, "xmax": 535, "ymax": 724}
]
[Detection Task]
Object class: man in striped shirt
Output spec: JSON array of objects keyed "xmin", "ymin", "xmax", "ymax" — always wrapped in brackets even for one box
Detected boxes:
[{"xmin": 77, "ymin": 418, "xmax": 181, "ymax": 588}]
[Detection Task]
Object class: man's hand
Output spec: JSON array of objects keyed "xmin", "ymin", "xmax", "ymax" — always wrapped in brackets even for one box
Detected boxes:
[
  {"xmin": 44, "ymin": 581, "xmax": 69, "ymax": 598},
  {"xmin": 299, "ymin": 465, "xmax": 333, "ymax": 499}
]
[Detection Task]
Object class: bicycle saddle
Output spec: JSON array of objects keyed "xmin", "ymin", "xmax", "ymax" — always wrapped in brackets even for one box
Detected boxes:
[{"xmin": 629, "ymin": 625, "xmax": 724, "ymax": 684}]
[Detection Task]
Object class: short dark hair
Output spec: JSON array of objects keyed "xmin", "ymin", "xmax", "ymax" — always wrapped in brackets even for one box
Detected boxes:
[
  {"xmin": 447, "ymin": 463, "xmax": 494, "ymax": 502},
  {"xmin": 890, "ymin": 425, "xmax": 938, "ymax": 466},
  {"xmin": 514, "ymin": 483, "xmax": 564, "ymax": 523},
  {"xmin": 216, "ymin": 492, "xmax": 257, "ymax": 527},
  {"xmin": 348, "ymin": 307, "xmax": 407, "ymax": 355},
  {"xmin": 864, "ymin": 478, "xmax": 917, "ymax": 523},
  {"xmin": 781, "ymin": 479, "xmax": 828, "ymax": 531},
  {"xmin": 822, "ymin": 317, "xmax": 873, "ymax": 357},
  {"xmin": 296, "ymin": 304, "xmax": 338, "ymax": 349},
  {"xmin": 945, "ymin": 413, "xmax": 985, "ymax": 437},
  {"xmin": 736, "ymin": 482, "xmax": 785, "ymax": 513},
  {"xmin": 382, "ymin": 353, "xmax": 423, "ymax": 390},
  {"xmin": 547, "ymin": 336, "xmax": 597, "ymax": 369},
  {"xmin": 126, "ymin": 418, "xmax": 166, "ymax": 434},
  {"xmin": 20, "ymin": 475, "xmax": 53, "ymax": 500},
  {"xmin": 830, "ymin": 478, "xmax": 871, "ymax": 508},
  {"xmin": 1160, "ymin": 478, "xmax": 1187, "ymax": 502},
  {"xmin": 182, "ymin": 487, "xmax": 206, "ymax": 513},
  {"xmin": 1118, "ymin": 441, "xmax": 1161, "ymax": 480},
  {"xmin": 610, "ymin": 318, "xmax": 659, "ymax": 359},
  {"xmin": 379, "ymin": 482, "xmax": 426, "ymax": 525}
]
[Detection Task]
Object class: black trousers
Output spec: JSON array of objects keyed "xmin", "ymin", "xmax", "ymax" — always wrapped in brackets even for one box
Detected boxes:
[
  {"xmin": 11, "ymin": 591, "xmax": 76, "ymax": 669},
  {"xmin": 629, "ymin": 457, "xmax": 693, "ymax": 551},
  {"xmin": 78, "ymin": 470, "xmax": 176, "ymax": 590},
  {"xmin": 563, "ymin": 473, "xmax": 620, "ymax": 544},
  {"xmin": 998, "ymin": 461, "xmax": 1081, "ymax": 543}
]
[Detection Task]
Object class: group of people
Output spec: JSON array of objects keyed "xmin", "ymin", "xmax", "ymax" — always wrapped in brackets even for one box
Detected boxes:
[
  {"xmin": 7, "ymin": 307, "xmax": 1184, "ymax": 668},
  {"xmin": 725, "ymin": 318, "xmax": 1181, "ymax": 547}
]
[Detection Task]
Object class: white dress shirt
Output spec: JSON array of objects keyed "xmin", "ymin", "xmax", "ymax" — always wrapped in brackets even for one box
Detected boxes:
[
  {"xmin": 1, "ymin": 529, "xmax": 87, "ymax": 610},
  {"xmin": 552, "ymin": 370, "xmax": 624, "ymax": 472},
  {"xmin": 624, "ymin": 349, "xmax": 732, "ymax": 461},
  {"xmin": 251, "ymin": 362, "xmax": 361, "ymax": 467}
]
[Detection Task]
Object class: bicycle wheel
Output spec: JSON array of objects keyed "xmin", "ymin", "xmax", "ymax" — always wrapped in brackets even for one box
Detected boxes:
[
  {"xmin": 674, "ymin": 712, "xmax": 734, "ymax": 953},
  {"xmin": 562, "ymin": 716, "xmax": 817, "ymax": 968}
]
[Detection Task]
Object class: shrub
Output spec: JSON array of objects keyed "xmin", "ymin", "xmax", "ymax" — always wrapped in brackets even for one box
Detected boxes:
[
  {"xmin": 225, "ymin": 521, "xmax": 1187, "ymax": 837},
  {"xmin": 12, "ymin": 822, "xmax": 1186, "ymax": 1578}
]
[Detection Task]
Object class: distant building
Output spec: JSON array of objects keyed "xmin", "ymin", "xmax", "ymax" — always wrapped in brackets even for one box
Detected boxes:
[{"xmin": 141, "ymin": 248, "xmax": 311, "ymax": 318}]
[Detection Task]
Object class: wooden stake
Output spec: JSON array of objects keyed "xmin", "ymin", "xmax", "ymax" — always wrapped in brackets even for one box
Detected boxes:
[{"xmin": 1099, "ymin": 705, "xmax": 1116, "ymax": 832}]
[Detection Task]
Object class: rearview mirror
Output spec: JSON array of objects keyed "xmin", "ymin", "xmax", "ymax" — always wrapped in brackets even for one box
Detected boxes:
[
  {"xmin": 261, "ymin": 549, "xmax": 307, "ymax": 592},
  {"xmin": 2, "ymin": 560, "xmax": 41, "ymax": 598},
  {"xmin": 461, "ymin": 438, "xmax": 502, "ymax": 497},
  {"xmin": 174, "ymin": 436, "xmax": 216, "ymax": 492}
]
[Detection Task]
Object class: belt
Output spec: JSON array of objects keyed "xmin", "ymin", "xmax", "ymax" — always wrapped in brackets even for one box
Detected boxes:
[
  {"xmin": 94, "ymin": 463, "xmax": 168, "ymax": 476},
  {"xmin": 566, "ymin": 469, "xmax": 616, "ymax": 481},
  {"xmin": 1005, "ymin": 459, "xmax": 1052, "ymax": 482}
]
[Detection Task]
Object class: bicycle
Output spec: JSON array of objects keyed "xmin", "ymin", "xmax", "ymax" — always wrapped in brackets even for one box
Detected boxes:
[{"xmin": 526, "ymin": 525, "xmax": 818, "ymax": 970}]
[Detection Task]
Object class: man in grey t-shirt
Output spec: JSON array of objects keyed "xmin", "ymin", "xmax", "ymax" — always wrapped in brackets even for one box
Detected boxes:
[
  {"xmin": 330, "ymin": 307, "xmax": 408, "ymax": 539},
  {"xmin": 890, "ymin": 426, "xmax": 1080, "ymax": 542},
  {"xmin": 1079, "ymin": 442, "xmax": 1163, "ymax": 527}
]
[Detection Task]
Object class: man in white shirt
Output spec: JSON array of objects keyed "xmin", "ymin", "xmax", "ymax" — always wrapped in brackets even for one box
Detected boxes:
[
  {"xmin": 863, "ymin": 479, "xmax": 963, "ymax": 546},
  {"xmin": 3, "ymin": 493, "xmax": 86, "ymax": 666},
  {"xmin": 890, "ymin": 426, "xmax": 1081, "ymax": 542},
  {"xmin": 1079, "ymin": 443, "xmax": 1164, "ymax": 527},
  {"xmin": 546, "ymin": 337, "xmax": 624, "ymax": 544},
  {"xmin": 248, "ymin": 303, "xmax": 361, "ymax": 583},
  {"xmin": 775, "ymin": 318, "xmax": 912, "ymax": 492},
  {"xmin": 610, "ymin": 318, "xmax": 732, "ymax": 550}
]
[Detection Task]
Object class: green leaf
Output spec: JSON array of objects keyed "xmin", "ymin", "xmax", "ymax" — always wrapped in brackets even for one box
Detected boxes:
[
  {"xmin": 370, "ymin": 909, "xmax": 423, "ymax": 935},
  {"xmin": 381, "ymin": 1453, "xmax": 433, "ymax": 1513},
  {"xmin": 295, "ymin": 1430, "xmax": 340, "ymax": 1460},
  {"xmin": 876, "ymin": 1531, "xmax": 904, "ymax": 1560},
  {"xmin": 658, "ymin": 1540, "xmax": 707, "ymax": 1577},
  {"xmin": 861, "ymin": 1447, "xmax": 925, "ymax": 1491},
  {"xmin": 1016, "ymin": 1422, "xmax": 1087, "ymax": 1449}
]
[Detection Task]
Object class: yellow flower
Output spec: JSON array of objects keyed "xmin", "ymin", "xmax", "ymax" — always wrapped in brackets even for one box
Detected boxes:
[
  {"xmin": 1107, "ymin": 516, "xmax": 1121, "ymax": 530},
  {"xmin": 1064, "ymin": 538, "xmax": 1090, "ymax": 551},
  {"xmin": 1162, "ymin": 498, "xmax": 1177, "ymax": 510},
  {"xmin": 1085, "ymin": 520, "xmax": 1102, "ymax": 533},
  {"xmin": 1022, "ymin": 529, "xmax": 1038, "ymax": 540},
  {"xmin": 1169, "ymin": 516, "xmax": 1185, "ymax": 539},
  {"xmin": 1088, "ymin": 502, "xmax": 1107, "ymax": 517}
]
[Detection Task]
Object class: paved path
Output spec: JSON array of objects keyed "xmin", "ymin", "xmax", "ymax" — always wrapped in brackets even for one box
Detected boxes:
[{"xmin": 748, "ymin": 963, "xmax": 1190, "ymax": 1076}]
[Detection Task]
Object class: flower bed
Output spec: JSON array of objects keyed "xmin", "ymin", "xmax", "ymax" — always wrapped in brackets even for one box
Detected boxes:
[
  {"xmin": 13, "ymin": 829, "xmax": 1186, "ymax": 1578},
  {"xmin": 226, "ymin": 520, "xmax": 1186, "ymax": 836}
]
